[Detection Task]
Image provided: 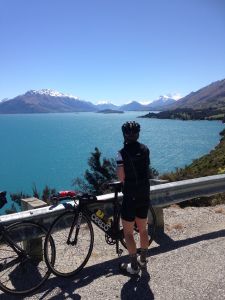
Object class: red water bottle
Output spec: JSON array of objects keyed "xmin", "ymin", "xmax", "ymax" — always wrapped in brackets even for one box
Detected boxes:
[{"xmin": 58, "ymin": 191, "xmax": 76, "ymax": 198}]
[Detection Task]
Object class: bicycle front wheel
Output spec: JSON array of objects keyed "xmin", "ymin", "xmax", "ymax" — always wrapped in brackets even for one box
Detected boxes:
[
  {"xmin": 44, "ymin": 210, "xmax": 94, "ymax": 277},
  {"xmin": 120, "ymin": 205, "xmax": 157, "ymax": 248},
  {"xmin": 0, "ymin": 222, "xmax": 55, "ymax": 296}
]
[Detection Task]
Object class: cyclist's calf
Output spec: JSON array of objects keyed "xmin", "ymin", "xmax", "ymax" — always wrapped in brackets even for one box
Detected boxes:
[{"xmin": 135, "ymin": 217, "xmax": 149, "ymax": 249}]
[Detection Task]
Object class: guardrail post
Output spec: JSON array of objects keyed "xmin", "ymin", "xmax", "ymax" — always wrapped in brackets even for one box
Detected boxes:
[
  {"xmin": 149, "ymin": 179, "xmax": 168, "ymax": 231},
  {"xmin": 21, "ymin": 198, "xmax": 47, "ymax": 260},
  {"xmin": 151, "ymin": 207, "xmax": 164, "ymax": 228}
]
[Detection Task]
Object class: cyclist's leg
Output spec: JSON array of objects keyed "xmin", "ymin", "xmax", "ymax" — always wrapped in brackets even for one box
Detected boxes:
[
  {"xmin": 120, "ymin": 197, "xmax": 140, "ymax": 274},
  {"xmin": 121, "ymin": 195, "xmax": 136, "ymax": 253},
  {"xmin": 135, "ymin": 215, "xmax": 149, "ymax": 249},
  {"xmin": 134, "ymin": 190, "xmax": 150, "ymax": 249},
  {"xmin": 135, "ymin": 205, "xmax": 149, "ymax": 266},
  {"xmin": 121, "ymin": 219, "xmax": 136, "ymax": 254}
]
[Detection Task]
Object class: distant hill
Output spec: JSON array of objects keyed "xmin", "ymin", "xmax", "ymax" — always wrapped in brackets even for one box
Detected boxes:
[
  {"xmin": 96, "ymin": 102, "xmax": 119, "ymax": 111},
  {"xmin": 163, "ymin": 79, "xmax": 225, "ymax": 110},
  {"xmin": 119, "ymin": 101, "xmax": 147, "ymax": 111},
  {"xmin": 96, "ymin": 109, "xmax": 124, "ymax": 114},
  {"xmin": 0, "ymin": 89, "xmax": 97, "ymax": 113}
]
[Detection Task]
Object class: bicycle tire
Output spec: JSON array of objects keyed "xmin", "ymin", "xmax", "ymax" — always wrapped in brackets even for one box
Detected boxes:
[
  {"xmin": 44, "ymin": 210, "xmax": 94, "ymax": 277},
  {"xmin": 120, "ymin": 204, "xmax": 157, "ymax": 248},
  {"xmin": 0, "ymin": 221, "xmax": 55, "ymax": 296}
]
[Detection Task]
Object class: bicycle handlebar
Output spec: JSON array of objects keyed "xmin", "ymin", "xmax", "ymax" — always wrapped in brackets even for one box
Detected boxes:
[{"xmin": 50, "ymin": 191, "xmax": 98, "ymax": 205}]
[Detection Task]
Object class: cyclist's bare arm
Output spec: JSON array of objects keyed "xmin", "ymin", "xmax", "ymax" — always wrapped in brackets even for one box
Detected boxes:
[{"xmin": 117, "ymin": 165, "xmax": 125, "ymax": 183}]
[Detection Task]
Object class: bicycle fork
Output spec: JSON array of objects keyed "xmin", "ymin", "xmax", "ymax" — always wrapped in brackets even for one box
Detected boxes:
[{"xmin": 67, "ymin": 212, "xmax": 83, "ymax": 246}]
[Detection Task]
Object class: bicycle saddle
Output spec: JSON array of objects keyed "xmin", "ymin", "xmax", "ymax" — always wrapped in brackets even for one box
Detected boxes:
[
  {"xmin": 76, "ymin": 193, "xmax": 97, "ymax": 203},
  {"xmin": 108, "ymin": 181, "xmax": 122, "ymax": 192}
]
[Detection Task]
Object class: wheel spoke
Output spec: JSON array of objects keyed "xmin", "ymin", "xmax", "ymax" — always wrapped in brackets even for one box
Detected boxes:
[
  {"xmin": 45, "ymin": 211, "xmax": 94, "ymax": 277},
  {"xmin": 0, "ymin": 222, "xmax": 55, "ymax": 295}
]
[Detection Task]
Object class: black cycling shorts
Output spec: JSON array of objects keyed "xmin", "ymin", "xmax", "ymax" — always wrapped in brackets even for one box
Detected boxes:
[{"xmin": 121, "ymin": 194, "xmax": 149, "ymax": 222}]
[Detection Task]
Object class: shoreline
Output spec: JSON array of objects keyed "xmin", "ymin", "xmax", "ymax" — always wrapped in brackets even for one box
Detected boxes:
[{"xmin": 139, "ymin": 108, "xmax": 225, "ymax": 123}]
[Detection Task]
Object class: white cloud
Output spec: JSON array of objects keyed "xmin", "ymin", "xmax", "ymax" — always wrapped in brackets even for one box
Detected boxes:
[
  {"xmin": 96, "ymin": 100, "xmax": 112, "ymax": 105},
  {"xmin": 139, "ymin": 100, "xmax": 153, "ymax": 105},
  {"xmin": 162, "ymin": 93, "xmax": 182, "ymax": 100}
]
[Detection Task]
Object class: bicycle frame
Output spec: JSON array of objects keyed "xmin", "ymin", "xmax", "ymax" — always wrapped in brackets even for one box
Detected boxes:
[{"xmin": 66, "ymin": 195, "xmax": 124, "ymax": 256}]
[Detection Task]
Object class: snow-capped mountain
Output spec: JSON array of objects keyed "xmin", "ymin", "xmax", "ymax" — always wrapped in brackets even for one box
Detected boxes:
[
  {"xmin": 0, "ymin": 89, "xmax": 96, "ymax": 113},
  {"xmin": 0, "ymin": 98, "xmax": 9, "ymax": 103},
  {"xmin": 147, "ymin": 95, "xmax": 176, "ymax": 110},
  {"xmin": 26, "ymin": 89, "xmax": 80, "ymax": 100}
]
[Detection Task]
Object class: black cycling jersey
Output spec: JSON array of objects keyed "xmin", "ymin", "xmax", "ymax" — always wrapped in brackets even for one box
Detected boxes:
[
  {"xmin": 117, "ymin": 142, "xmax": 150, "ymax": 183},
  {"xmin": 117, "ymin": 141, "xmax": 150, "ymax": 221},
  {"xmin": 117, "ymin": 141, "xmax": 150, "ymax": 197}
]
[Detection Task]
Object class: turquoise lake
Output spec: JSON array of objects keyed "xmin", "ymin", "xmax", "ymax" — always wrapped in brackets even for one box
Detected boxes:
[{"xmin": 0, "ymin": 112, "xmax": 224, "ymax": 213}]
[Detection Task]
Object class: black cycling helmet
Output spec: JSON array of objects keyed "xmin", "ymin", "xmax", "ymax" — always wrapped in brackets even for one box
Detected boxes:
[{"xmin": 122, "ymin": 121, "xmax": 140, "ymax": 143}]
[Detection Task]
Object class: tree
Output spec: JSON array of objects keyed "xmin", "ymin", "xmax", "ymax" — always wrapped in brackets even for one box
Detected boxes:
[
  {"xmin": 73, "ymin": 147, "xmax": 117, "ymax": 195},
  {"xmin": 149, "ymin": 166, "xmax": 159, "ymax": 179},
  {"xmin": 10, "ymin": 192, "xmax": 30, "ymax": 206}
]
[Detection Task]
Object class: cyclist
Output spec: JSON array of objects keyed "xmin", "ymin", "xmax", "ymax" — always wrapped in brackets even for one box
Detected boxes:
[{"xmin": 116, "ymin": 121, "xmax": 150, "ymax": 275}]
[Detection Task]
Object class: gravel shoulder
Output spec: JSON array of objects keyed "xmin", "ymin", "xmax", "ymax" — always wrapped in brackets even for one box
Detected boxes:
[{"xmin": 1, "ymin": 204, "xmax": 225, "ymax": 300}]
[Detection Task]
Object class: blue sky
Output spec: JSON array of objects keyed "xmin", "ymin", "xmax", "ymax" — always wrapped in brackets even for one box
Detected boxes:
[{"xmin": 0, "ymin": 0, "xmax": 225, "ymax": 105}]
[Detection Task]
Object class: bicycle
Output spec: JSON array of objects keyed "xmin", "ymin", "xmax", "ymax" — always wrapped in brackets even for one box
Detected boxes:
[
  {"xmin": 0, "ymin": 191, "xmax": 55, "ymax": 296},
  {"xmin": 44, "ymin": 181, "xmax": 157, "ymax": 277}
]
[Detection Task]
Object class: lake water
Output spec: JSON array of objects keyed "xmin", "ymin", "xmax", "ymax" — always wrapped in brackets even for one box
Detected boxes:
[{"xmin": 0, "ymin": 112, "xmax": 224, "ymax": 213}]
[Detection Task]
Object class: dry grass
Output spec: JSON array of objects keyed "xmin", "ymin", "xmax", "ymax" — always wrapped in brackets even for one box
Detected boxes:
[
  {"xmin": 169, "ymin": 204, "xmax": 181, "ymax": 209},
  {"xmin": 214, "ymin": 207, "xmax": 225, "ymax": 215},
  {"xmin": 166, "ymin": 223, "xmax": 184, "ymax": 232},
  {"xmin": 91, "ymin": 251, "xmax": 100, "ymax": 258}
]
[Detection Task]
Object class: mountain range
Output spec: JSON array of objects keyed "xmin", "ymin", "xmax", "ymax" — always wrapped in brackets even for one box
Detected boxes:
[
  {"xmin": 163, "ymin": 78, "xmax": 225, "ymax": 110},
  {"xmin": 0, "ymin": 89, "xmax": 176, "ymax": 113},
  {"xmin": 0, "ymin": 78, "xmax": 225, "ymax": 114}
]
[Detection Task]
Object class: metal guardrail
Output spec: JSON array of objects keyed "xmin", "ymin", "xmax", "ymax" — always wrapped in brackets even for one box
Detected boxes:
[
  {"xmin": 150, "ymin": 174, "xmax": 225, "ymax": 207},
  {"xmin": 0, "ymin": 174, "xmax": 225, "ymax": 227}
]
